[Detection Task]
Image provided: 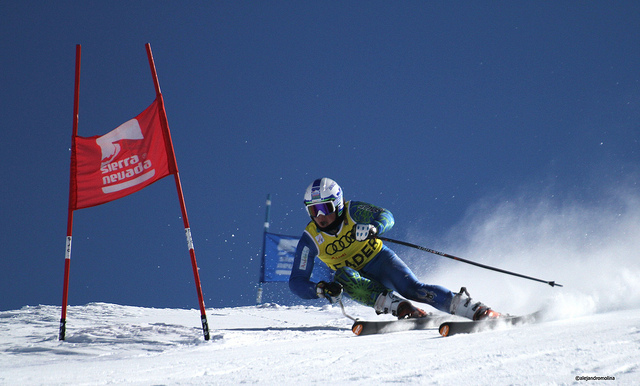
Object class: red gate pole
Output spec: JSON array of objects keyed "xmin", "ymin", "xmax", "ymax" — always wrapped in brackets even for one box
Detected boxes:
[
  {"xmin": 145, "ymin": 43, "xmax": 210, "ymax": 340},
  {"xmin": 59, "ymin": 44, "xmax": 82, "ymax": 340}
]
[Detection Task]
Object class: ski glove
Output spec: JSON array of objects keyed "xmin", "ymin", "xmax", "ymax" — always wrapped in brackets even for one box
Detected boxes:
[
  {"xmin": 354, "ymin": 224, "xmax": 377, "ymax": 241},
  {"xmin": 316, "ymin": 281, "xmax": 343, "ymax": 304}
]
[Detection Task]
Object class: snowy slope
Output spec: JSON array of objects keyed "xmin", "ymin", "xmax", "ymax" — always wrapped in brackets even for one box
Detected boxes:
[{"xmin": 1, "ymin": 302, "xmax": 638, "ymax": 385}]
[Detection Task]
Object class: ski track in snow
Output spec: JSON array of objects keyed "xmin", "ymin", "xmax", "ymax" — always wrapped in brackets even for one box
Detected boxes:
[{"xmin": 1, "ymin": 302, "xmax": 639, "ymax": 385}]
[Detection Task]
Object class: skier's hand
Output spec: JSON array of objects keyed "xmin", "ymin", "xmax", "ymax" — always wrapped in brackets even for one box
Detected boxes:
[
  {"xmin": 316, "ymin": 281, "xmax": 343, "ymax": 304},
  {"xmin": 354, "ymin": 224, "xmax": 377, "ymax": 241}
]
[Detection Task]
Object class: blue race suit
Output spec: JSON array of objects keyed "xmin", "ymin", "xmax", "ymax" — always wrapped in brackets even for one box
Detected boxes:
[{"xmin": 289, "ymin": 200, "xmax": 455, "ymax": 313}]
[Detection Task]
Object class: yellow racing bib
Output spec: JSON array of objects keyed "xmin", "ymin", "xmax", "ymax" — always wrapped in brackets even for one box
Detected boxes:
[{"xmin": 304, "ymin": 203, "xmax": 383, "ymax": 271}]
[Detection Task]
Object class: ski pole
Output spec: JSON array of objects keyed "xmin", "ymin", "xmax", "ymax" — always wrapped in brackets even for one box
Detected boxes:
[
  {"xmin": 337, "ymin": 296, "xmax": 357, "ymax": 321},
  {"xmin": 378, "ymin": 236, "xmax": 563, "ymax": 287}
]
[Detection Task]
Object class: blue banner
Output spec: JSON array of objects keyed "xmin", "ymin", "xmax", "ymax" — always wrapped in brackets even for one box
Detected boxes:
[{"xmin": 261, "ymin": 233, "xmax": 332, "ymax": 283}]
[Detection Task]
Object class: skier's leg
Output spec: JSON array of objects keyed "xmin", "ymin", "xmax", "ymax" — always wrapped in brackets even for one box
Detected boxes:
[
  {"xmin": 361, "ymin": 246, "xmax": 454, "ymax": 313},
  {"xmin": 333, "ymin": 267, "xmax": 425, "ymax": 318},
  {"xmin": 333, "ymin": 266, "xmax": 387, "ymax": 307},
  {"xmin": 362, "ymin": 247, "xmax": 501, "ymax": 320}
]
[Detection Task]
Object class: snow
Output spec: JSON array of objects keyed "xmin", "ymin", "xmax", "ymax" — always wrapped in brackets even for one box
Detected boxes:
[
  {"xmin": 1, "ymin": 302, "xmax": 639, "ymax": 385},
  {"xmin": 4, "ymin": 191, "xmax": 640, "ymax": 384}
]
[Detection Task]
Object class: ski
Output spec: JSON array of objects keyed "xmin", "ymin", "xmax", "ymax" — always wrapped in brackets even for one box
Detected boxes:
[
  {"xmin": 351, "ymin": 314, "xmax": 453, "ymax": 336},
  {"xmin": 438, "ymin": 310, "xmax": 545, "ymax": 337}
]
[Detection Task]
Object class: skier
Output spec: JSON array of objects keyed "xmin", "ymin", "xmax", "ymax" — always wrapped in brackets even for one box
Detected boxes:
[{"xmin": 289, "ymin": 177, "xmax": 502, "ymax": 320}]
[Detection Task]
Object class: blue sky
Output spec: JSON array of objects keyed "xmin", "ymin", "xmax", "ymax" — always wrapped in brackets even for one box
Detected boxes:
[{"xmin": 1, "ymin": 2, "xmax": 639, "ymax": 312}]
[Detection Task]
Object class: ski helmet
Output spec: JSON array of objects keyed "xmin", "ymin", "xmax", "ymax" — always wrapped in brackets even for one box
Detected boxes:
[{"xmin": 303, "ymin": 178, "xmax": 344, "ymax": 218}]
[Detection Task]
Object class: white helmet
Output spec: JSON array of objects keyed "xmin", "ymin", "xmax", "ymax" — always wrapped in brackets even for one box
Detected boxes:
[{"xmin": 303, "ymin": 178, "xmax": 344, "ymax": 218}]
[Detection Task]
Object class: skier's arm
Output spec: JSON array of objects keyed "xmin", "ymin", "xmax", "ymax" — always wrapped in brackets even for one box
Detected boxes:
[
  {"xmin": 349, "ymin": 201, "xmax": 395, "ymax": 235},
  {"xmin": 289, "ymin": 232, "xmax": 321, "ymax": 299}
]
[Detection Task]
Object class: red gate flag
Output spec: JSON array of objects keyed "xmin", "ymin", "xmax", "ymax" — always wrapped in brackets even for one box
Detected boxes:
[
  {"xmin": 60, "ymin": 44, "xmax": 209, "ymax": 342},
  {"xmin": 70, "ymin": 98, "xmax": 176, "ymax": 210}
]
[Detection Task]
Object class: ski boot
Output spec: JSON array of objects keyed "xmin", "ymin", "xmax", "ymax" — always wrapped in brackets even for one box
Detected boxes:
[
  {"xmin": 374, "ymin": 291, "xmax": 427, "ymax": 319},
  {"xmin": 449, "ymin": 287, "xmax": 501, "ymax": 321}
]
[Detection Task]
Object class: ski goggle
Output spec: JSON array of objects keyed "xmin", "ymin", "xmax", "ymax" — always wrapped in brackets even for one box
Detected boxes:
[{"xmin": 305, "ymin": 201, "xmax": 336, "ymax": 217}]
